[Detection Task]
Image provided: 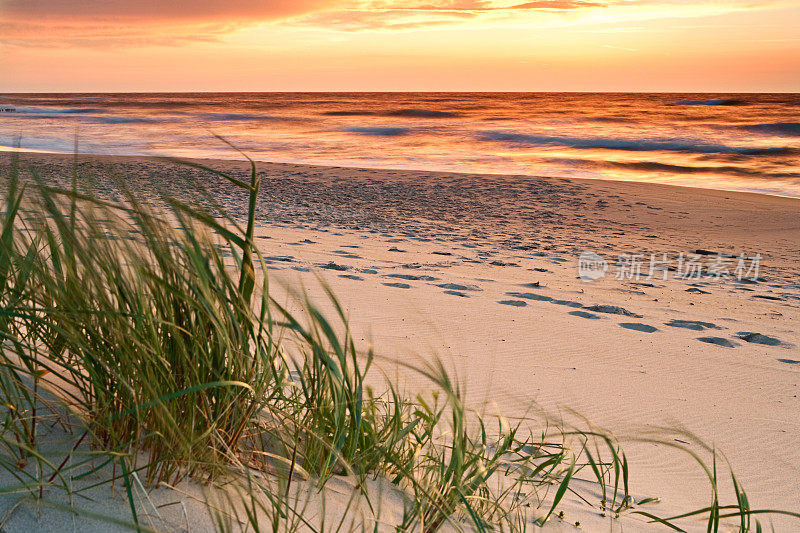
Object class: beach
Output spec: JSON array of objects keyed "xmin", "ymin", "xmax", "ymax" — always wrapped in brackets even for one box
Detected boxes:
[{"xmin": 2, "ymin": 151, "xmax": 798, "ymax": 530}]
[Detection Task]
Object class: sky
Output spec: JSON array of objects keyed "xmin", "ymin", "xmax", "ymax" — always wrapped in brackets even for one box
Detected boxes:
[{"xmin": 1, "ymin": 0, "xmax": 798, "ymax": 92}]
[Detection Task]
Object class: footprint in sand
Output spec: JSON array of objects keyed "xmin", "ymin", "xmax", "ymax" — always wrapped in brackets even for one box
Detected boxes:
[
  {"xmin": 386, "ymin": 273, "xmax": 439, "ymax": 281},
  {"xmin": 444, "ymin": 290, "xmax": 469, "ymax": 298},
  {"xmin": 778, "ymin": 359, "xmax": 799, "ymax": 365},
  {"xmin": 383, "ymin": 282, "xmax": 411, "ymax": 289},
  {"xmin": 569, "ymin": 310, "xmax": 601, "ymax": 319},
  {"xmin": 320, "ymin": 261, "xmax": 350, "ymax": 271},
  {"xmin": 291, "ymin": 266, "xmax": 311, "ymax": 272},
  {"xmin": 436, "ymin": 283, "xmax": 482, "ymax": 292},
  {"xmin": 686, "ymin": 287, "xmax": 711, "ymax": 294},
  {"xmin": 665, "ymin": 319, "xmax": 720, "ymax": 331},
  {"xmin": 506, "ymin": 292, "xmax": 552, "ymax": 302},
  {"xmin": 498, "ymin": 300, "xmax": 527, "ymax": 307},
  {"xmin": 619, "ymin": 323, "xmax": 659, "ymax": 333},
  {"xmin": 360, "ymin": 268, "xmax": 378, "ymax": 274},
  {"xmin": 736, "ymin": 332, "xmax": 783, "ymax": 346},
  {"xmin": 753, "ymin": 294, "xmax": 784, "ymax": 301},
  {"xmin": 332, "ymin": 250, "xmax": 362, "ymax": 259},
  {"xmin": 584, "ymin": 305, "xmax": 642, "ymax": 318},
  {"xmin": 551, "ymin": 299, "xmax": 584, "ymax": 308},
  {"xmin": 697, "ymin": 337, "xmax": 740, "ymax": 348},
  {"xmin": 339, "ymin": 274, "xmax": 364, "ymax": 281},
  {"xmin": 265, "ymin": 255, "xmax": 296, "ymax": 263}
]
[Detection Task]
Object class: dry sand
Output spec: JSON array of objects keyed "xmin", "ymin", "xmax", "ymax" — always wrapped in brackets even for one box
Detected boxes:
[{"xmin": 1, "ymin": 152, "xmax": 799, "ymax": 531}]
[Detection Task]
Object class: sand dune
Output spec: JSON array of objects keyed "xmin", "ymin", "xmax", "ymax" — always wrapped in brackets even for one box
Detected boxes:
[{"xmin": 1, "ymin": 152, "xmax": 798, "ymax": 531}]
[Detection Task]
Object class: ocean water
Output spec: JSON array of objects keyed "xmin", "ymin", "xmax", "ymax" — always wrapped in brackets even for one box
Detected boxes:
[{"xmin": 1, "ymin": 92, "xmax": 799, "ymax": 197}]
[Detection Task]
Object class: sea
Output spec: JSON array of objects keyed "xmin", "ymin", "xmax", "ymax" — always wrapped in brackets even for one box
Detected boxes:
[{"xmin": 1, "ymin": 92, "xmax": 798, "ymax": 197}]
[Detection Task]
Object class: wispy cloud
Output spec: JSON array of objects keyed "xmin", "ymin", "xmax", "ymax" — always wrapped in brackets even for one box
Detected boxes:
[
  {"xmin": 0, "ymin": 20, "xmax": 241, "ymax": 48},
  {"xmin": 509, "ymin": 1, "xmax": 606, "ymax": 9},
  {"xmin": 0, "ymin": 0, "xmax": 330, "ymax": 47},
  {"xmin": 0, "ymin": 0, "xmax": 330, "ymax": 21},
  {"xmin": 291, "ymin": 0, "xmax": 611, "ymax": 30},
  {"xmin": 0, "ymin": 0, "xmax": 787, "ymax": 47}
]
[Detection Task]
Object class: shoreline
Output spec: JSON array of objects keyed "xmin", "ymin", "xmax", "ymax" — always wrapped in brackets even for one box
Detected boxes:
[
  {"xmin": 3, "ymin": 147, "xmax": 800, "ymax": 200},
  {"xmin": 5, "ymin": 150, "xmax": 799, "ymax": 278}
]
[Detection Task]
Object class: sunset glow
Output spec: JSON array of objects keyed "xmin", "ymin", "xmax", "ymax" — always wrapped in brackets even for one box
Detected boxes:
[{"xmin": 2, "ymin": 0, "xmax": 798, "ymax": 92}]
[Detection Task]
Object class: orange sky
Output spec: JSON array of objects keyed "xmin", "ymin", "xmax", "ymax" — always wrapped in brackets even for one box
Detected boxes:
[{"xmin": 1, "ymin": 0, "xmax": 798, "ymax": 92}]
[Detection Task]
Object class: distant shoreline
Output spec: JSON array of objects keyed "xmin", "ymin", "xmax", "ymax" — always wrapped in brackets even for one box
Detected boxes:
[{"xmin": 4, "ymin": 147, "xmax": 800, "ymax": 200}]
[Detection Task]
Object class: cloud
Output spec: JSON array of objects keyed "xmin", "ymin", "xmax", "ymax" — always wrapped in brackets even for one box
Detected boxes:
[
  {"xmin": 0, "ymin": 20, "xmax": 236, "ymax": 48},
  {"xmin": 0, "ymin": 1, "xmax": 328, "ymax": 48},
  {"xmin": 0, "ymin": 0, "xmax": 335, "ymax": 47},
  {"xmin": 293, "ymin": 8, "xmax": 480, "ymax": 32},
  {"xmin": 0, "ymin": 0, "xmax": 330, "ymax": 22},
  {"xmin": 0, "ymin": 0, "xmax": 783, "ymax": 47},
  {"xmin": 509, "ymin": 1, "xmax": 606, "ymax": 9},
  {"xmin": 0, "ymin": 0, "xmax": 604, "ymax": 46},
  {"xmin": 291, "ymin": 0, "xmax": 610, "ymax": 30}
]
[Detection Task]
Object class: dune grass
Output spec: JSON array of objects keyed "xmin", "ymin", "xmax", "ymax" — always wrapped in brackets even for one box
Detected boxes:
[{"xmin": 0, "ymin": 149, "xmax": 798, "ymax": 531}]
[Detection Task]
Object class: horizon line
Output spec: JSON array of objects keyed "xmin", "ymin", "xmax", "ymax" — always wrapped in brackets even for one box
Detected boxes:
[{"xmin": 2, "ymin": 90, "xmax": 799, "ymax": 94}]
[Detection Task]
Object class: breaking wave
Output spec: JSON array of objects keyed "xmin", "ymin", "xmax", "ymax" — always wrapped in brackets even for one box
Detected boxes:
[
  {"xmin": 478, "ymin": 131, "xmax": 790, "ymax": 155},
  {"xmin": 343, "ymin": 126, "xmax": 411, "ymax": 136},
  {"xmin": 384, "ymin": 109, "xmax": 459, "ymax": 118},
  {"xmin": 742, "ymin": 123, "xmax": 800, "ymax": 136},
  {"xmin": 671, "ymin": 99, "xmax": 745, "ymax": 106},
  {"xmin": 11, "ymin": 106, "xmax": 105, "ymax": 115}
]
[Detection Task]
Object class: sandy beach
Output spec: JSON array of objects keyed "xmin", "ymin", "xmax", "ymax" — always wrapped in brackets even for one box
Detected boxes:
[
  {"xmin": 3, "ymin": 0, "xmax": 799, "ymax": 526},
  {"xmin": 1, "ymin": 151, "xmax": 799, "ymax": 531}
]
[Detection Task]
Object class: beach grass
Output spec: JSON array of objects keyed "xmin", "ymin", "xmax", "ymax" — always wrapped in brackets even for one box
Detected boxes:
[{"xmin": 0, "ymin": 149, "xmax": 798, "ymax": 531}]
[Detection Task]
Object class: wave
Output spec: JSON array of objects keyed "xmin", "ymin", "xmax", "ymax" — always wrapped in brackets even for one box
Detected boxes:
[
  {"xmin": 91, "ymin": 116, "xmax": 174, "ymax": 124},
  {"xmin": 13, "ymin": 106, "xmax": 105, "ymax": 115},
  {"xmin": 582, "ymin": 116, "xmax": 635, "ymax": 123},
  {"xmin": 198, "ymin": 112, "xmax": 291, "ymax": 121},
  {"xmin": 481, "ymin": 116, "xmax": 515, "ymax": 121},
  {"xmin": 343, "ymin": 126, "xmax": 411, "ymax": 136},
  {"xmin": 478, "ymin": 130, "xmax": 791, "ymax": 155},
  {"xmin": 743, "ymin": 122, "xmax": 800, "ymax": 136},
  {"xmin": 419, "ymin": 98, "xmax": 468, "ymax": 102},
  {"xmin": 323, "ymin": 108, "xmax": 459, "ymax": 118},
  {"xmin": 671, "ymin": 99, "xmax": 745, "ymax": 106},
  {"xmin": 322, "ymin": 110, "xmax": 376, "ymax": 116},
  {"xmin": 384, "ymin": 109, "xmax": 459, "ymax": 118},
  {"xmin": 600, "ymin": 160, "xmax": 800, "ymax": 179}
]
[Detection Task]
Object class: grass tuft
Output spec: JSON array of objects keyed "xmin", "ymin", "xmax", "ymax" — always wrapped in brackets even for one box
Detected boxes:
[{"xmin": 0, "ymin": 148, "xmax": 797, "ymax": 531}]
